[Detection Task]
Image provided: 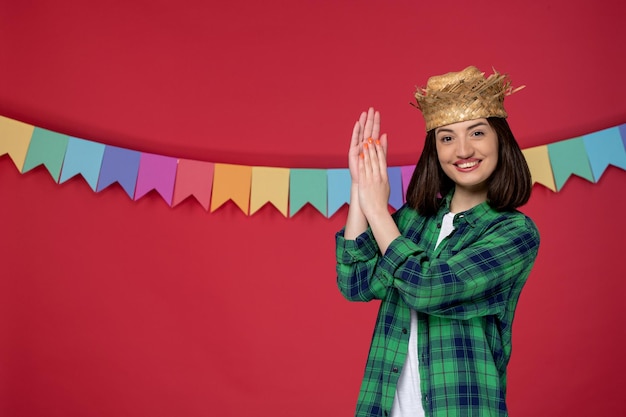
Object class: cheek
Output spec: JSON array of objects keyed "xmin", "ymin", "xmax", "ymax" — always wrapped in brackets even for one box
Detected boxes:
[
  {"xmin": 488, "ymin": 136, "xmax": 499, "ymax": 156},
  {"xmin": 479, "ymin": 138, "xmax": 498, "ymax": 162},
  {"xmin": 437, "ymin": 154, "xmax": 452, "ymax": 175},
  {"xmin": 484, "ymin": 150, "xmax": 499, "ymax": 175},
  {"xmin": 490, "ymin": 144, "xmax": 499, "ymax": 166},
  {"xmin": 435, "ymin": 145, "xmax": 450, "ymax": 163}
]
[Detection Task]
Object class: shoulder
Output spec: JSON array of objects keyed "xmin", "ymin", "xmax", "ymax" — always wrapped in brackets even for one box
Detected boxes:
[
  {"xmin": 490, "ymin": 209, "xmax": 540, "ymax": 245},
  {"xmin": 502, "ymin": 210, "xmax": 539, "ymax": 233}
]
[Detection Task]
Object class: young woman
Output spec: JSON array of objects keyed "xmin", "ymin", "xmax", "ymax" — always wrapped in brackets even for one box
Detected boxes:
[{"xmin": 336, "ymin": 66, "xmax": 540, "ymax": 417}]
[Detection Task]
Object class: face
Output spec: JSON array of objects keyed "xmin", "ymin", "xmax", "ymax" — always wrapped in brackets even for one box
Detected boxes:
[{"xmin": 434, "ymin": 118, "xmax": 499, "ymax": 193}]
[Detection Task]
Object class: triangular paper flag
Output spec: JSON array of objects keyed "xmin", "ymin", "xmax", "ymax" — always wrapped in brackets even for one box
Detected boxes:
[
  {"xmin": 620, "ymin": 124, "xmax": 626, "ymax": 149},
  {"xmin": 388, "ymin": 167, "xmax": 403, "ymax": 210},
  {"xmin": 173, "ymin": 159, "xmax": 214, "ymax": 210},
  {"xmin": 0, "ymin": 116, "xmax": 34, "ymax": 172},
  {"xmin": 96, "ymin": 146, "xmax": 141, "ymax": 198},
  {"xmin": 327, "ymin": 169, "xmax": 351, "ymax": 218},
  {"xmin": 289, "ymin": 169, "xmax": 327, "ymax": 217},
  {"xmin": 22, "ymin": 127, "xmax": 69, "ymax": 181},
  {"xmin": 582, "ymin": 127, "xmax": 626, "ymax": 180},
  {"xmin": 250, "ymin": 167, "xmax": 290, "ymax": 216},
  {"xmin": 210, "ymin": 164, "xmax": 252, "ymax": 214},
  {"xmin": 547, "ymin": 137, "xmax": 594, "ymax": 191},
  {"xmin": 522, "ymin": 145, "xmax": 556, "ymax": 191},
  {"xmin": 134, "ymin": 153, "xmax": 178, "ymax": 205},
  {"xmin": 59, "ymin": 137, "xmax": 106, "ymax": 191},
  {"xmin": 400, "ymin": 165, "xmax": 415, "ymax": 202}
]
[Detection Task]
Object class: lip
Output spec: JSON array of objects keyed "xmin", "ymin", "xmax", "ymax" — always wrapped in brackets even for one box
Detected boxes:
[{"xmin": 454, "ymin": 159, "xmax": 481, "ymax": 172}]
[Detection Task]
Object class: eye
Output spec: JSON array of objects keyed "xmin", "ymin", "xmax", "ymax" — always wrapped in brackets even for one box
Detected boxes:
[
  {"xmin": 439, "ymin": 135, "xmax": 453, "ymax": 143},
  {"xmin": 471, "ymin": 130, "xmax": 484, "ymax": 137}
]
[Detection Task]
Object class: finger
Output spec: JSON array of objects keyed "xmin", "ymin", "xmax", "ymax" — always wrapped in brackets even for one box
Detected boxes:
[
  {"xmin": 350, "ymin": 120, "xmax": 361, "ymax": 150},
  {"xmin": 363, "ymin": 107, "xmax": 375, "ymax": 141},
  {"xmin": 366, "ymin": 136, "xmax": 386, "ymax": 181},
  {"xmin": 376, "ymin": 135, "xmax": 388, "ymax": 180},
  {"xmin": 358, "ymin": 151, "xmax": 366, "ymax": 182},
  {"xmin": 362, "ymin": 142, "xmax": 374, "ymax": 179},
  {"xmin": 358, "ymin": 111, "xmax": 367, "ymax": 142},
  {"xmin": 365, "ymin": 139, "xmax": 380, "ymax": 181},
  {"xmin": 372, "ymin": 111, "xmax": 381, "ymax": 140},
  {"xmin": 378, "ymin": 133, "xmax": 388, "ymax": 157}
]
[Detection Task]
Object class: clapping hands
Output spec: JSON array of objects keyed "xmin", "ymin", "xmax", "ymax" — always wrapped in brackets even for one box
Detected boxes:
[{"xmin": 349, "ymin": 107, "xmax": 390, "ymax": 219}]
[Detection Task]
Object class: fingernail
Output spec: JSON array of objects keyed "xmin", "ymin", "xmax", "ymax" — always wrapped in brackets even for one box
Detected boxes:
[
  {"xmin": 367, "ymin": 137, "xmax": 373, "ymax": 144},
  {"xmin": 375, "ymin": 139, "xmax": 380, "ymax": 145},
  {"xmin": 359, "ymin": 153, "xmax": 364, "ymax": 159},
  {"xmin": 364, "ymin": 143, "xmax": 369, "ymax": 150}
]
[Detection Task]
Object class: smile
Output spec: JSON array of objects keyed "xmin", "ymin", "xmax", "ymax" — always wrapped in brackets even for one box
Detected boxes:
[{"xmin": 455, "ymin": 160, "xmax": 480, "ymax": 169}]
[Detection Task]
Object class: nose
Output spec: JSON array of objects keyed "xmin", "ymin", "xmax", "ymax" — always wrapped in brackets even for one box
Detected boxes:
[{"xmin": 456, "ymin": 137, "xmax": 474, "ymax": 158}]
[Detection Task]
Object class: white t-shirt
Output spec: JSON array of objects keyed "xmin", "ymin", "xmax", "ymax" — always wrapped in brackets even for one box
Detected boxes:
[{"xmin": 390, "ymin": 212, "xmax": 455, "ymax": 417}]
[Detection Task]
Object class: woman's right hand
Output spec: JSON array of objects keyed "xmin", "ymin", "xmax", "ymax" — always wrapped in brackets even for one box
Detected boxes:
[{"xmin": 349, "ymin": 107, "xmax": 381, "ymax": 184}]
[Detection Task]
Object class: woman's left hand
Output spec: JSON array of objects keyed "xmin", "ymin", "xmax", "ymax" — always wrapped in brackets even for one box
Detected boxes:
[{"xmin": 358, "ymin": 131, "xmax": 390, "ymax": 220}]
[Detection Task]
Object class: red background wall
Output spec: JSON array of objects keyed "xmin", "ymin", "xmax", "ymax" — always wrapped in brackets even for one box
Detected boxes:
[{"xmin": 1, "ymin": 1, "xmax": 625, "ymax": 416}]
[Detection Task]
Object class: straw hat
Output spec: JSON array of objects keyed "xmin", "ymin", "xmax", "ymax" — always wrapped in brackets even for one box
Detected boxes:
[{"xmin": 414, "ymin": 66, "xmax": 523, "ymax": 131}]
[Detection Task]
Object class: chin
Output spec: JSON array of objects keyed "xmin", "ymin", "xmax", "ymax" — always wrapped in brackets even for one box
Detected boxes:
[{"xmin": 451, "ymin": 176, "xmax": 489, "ymax": 190}]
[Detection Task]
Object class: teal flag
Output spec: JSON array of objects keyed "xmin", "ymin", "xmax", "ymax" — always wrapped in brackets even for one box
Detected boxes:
[
  {"xmin": 289, "ymin": 169, "xmax": 327, "ymax": 217},
  {"xmin": 22, "ymin": 127, "xmax": 69, "ymax": 181},
  {"xmin": 547, "ymin": 137, "xmax": 594, "ymax": 191}
]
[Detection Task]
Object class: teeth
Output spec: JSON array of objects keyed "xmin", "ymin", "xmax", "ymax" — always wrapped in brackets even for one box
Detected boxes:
[{"xmin": 457, "ymin": 161, "xmax": 478, "ymax": 169}]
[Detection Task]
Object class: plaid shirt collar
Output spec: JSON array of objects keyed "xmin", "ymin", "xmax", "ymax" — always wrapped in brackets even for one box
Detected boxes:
[{"xmin": 438, "ymin": 188, "xmax": 499, "ymax": 228}]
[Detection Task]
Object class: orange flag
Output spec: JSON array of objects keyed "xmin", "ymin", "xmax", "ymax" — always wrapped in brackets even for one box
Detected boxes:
[{"xmin": 210, "ymin": 163, "xmax": 252, "ymax": 214}]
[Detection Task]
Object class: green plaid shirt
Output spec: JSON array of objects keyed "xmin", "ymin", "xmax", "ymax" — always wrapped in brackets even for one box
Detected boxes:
[{"xmin": 336, "ymin": 193, "xmax": 540, "ymax": 417}]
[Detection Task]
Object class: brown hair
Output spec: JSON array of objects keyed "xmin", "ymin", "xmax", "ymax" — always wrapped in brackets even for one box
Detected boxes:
[{"xmin": 405, "ymin": 117, "xmax": 532, "ymax": 216}]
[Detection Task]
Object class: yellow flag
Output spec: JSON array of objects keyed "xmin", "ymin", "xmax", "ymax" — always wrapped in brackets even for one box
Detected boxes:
[
  {"xmin": 250, "ymin": 167, "xmax": 290, "ymax": 216},
  {"xmin": 0, "ymin": 116, "xmax": 35, "ymax": 172},
  {"xmin": 522, "ymin": 145, "xmax": 556, "ymax": 192},
  {"xmin": 210, "ymin": 164, "xmax": 252, "ymax": 214}
]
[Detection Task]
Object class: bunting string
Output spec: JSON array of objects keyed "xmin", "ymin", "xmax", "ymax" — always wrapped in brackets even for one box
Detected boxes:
[{"xmin": 1, "ymin": 115, "xmax": 625, "ymax": 217}]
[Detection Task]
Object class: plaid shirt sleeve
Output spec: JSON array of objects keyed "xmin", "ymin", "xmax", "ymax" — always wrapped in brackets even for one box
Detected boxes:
[
  {"xmin": 376, "ymin": 211, "xmax": 540, "ymax": 319},
  {"xmin": 335, "ymin": 207, "xmax": 416, "ymax": 302},
  {"xmin": 335, "ymin": 227, "xmax": 388, "ymax": 301}
]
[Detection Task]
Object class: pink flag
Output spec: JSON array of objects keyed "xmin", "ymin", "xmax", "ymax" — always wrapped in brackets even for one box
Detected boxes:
[
  {"xmin": 134, "ymin": 153, "xmax": 178, "ymax": 205},
  {"xmin": 173, "ymin": 159, "xmax": 214, "ymax": 210}
]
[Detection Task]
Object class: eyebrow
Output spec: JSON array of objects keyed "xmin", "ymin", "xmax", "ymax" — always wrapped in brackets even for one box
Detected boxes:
[{"xmin": 436, "ymin": 121, "xmax": 488, "ymax": 134}]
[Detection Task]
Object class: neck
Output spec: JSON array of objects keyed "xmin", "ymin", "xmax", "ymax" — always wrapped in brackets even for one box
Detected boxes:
[{"xmin": 449, "ymin": 186, "xmax": 488, "ymax": 213}]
